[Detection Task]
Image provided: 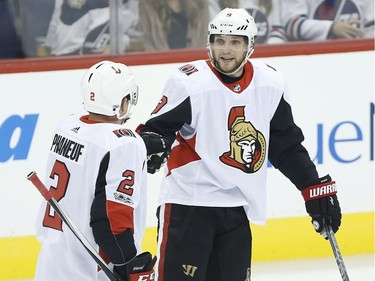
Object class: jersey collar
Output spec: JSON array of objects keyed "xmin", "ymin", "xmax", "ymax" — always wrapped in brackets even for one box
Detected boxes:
[{"xmin": 206, "ymin": 60, "xmax": 254, "ymax": 94}]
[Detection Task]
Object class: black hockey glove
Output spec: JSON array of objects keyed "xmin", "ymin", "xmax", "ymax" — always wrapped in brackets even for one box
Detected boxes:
[
  {"xmin": 302, "ymin": 175, "xmax": 341, "ymax": 239},
  {"xmin": 147, "ymin": 151, "xmax": 170, "ymax": 174},
  {"xmin": 139, "ymin": 131, "xmax": 171, "ymax": 155},
  {"xmin": 139, "ymin": 132, "xmax": 172, "ymax": 174},
  {"xmin": 113, "ymin": 252, "xmax": 157, "ymax": 281}
]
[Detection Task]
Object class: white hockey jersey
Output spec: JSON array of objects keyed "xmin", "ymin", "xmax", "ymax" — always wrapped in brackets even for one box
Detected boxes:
[
  {"xmin": 34, "ymin": 113, "xmax": 147, "ymax": 281},
  {"xmin": 146, "ymin": 60, "xmax": 288, "ymax": 225}
]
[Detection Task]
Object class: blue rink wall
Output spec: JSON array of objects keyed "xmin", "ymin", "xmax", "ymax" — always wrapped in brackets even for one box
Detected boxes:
[{"xmin": 0, "ymin": 45, "xmax": 374, "ymax": 279}]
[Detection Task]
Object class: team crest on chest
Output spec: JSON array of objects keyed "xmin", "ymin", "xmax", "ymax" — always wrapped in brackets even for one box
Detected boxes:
[{"xmin": 219, "ymin": 106, "xmax": 266, "ymax": 173}]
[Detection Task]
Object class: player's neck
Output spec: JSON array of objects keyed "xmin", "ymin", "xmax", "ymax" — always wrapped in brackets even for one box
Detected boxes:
[
  {"xmin": 88, "ymin": 113, "xmax": 123, "ymax": 124},
  {"xmin": 219, "ymin": 68, "xmax": 245, "ymax": 84}
]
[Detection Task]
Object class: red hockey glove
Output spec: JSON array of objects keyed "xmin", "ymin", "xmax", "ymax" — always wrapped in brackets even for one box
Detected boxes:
[
  {"xmin": 302, "ymin": 175, "xmax": 341, "ymax": 238},
  {"xmin": 113, "ymin": 252, "xmax": 157, "ymax": 281}
]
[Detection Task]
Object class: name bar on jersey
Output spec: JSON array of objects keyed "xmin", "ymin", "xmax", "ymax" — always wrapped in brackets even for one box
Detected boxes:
[{"xmin": 50, "ymin": 133, "xmax": 84, "ymax": 162}]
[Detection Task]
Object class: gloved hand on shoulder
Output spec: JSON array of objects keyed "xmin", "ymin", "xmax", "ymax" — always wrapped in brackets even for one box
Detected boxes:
[{"xmin": 302, "ymin": 175, "xmax": 342, "ymax": 239}]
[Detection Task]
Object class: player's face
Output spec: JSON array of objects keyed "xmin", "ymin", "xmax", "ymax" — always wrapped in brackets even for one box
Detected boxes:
[{"xmin": 211, "ymin": 35, "xmax": 248, "ymax": 77}]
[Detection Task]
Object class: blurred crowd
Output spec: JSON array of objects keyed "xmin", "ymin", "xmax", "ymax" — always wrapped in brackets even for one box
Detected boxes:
[{"xmin": 0, "ymin": 0, "xmax": 374, "ymax": 59}]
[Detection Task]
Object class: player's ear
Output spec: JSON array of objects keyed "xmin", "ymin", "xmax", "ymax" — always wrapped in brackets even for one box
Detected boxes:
[{"xmin": 119, "ymin": 95, "xmax": 130, "ymax": 117}]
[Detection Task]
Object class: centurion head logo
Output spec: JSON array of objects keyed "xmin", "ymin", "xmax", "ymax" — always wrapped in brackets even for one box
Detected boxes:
[{"xmin": 219, "ymin": 106, "xmax": 266, "ymax": 173}]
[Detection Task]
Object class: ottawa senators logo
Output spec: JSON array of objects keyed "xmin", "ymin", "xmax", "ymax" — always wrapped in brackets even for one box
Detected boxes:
[
  {"xmin": 113, "ymin": 129, "xmax": 136, "ymax": 138},
  {"xmin": 219, "ymin": 106, "xmax": 266, "ymax": 173},
  {"xmin": 179, "ymin": 64, "xmax": 198, "ymax": 76}
]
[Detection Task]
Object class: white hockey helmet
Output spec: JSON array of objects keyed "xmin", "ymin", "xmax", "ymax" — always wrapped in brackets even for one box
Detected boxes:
[
  {"xmin": 81, "ymin": 60, "xmax": 138, "ymax": 120},
  {"xmin": 207, "ymin": 8, "xmax": 258, "ymax": 74}
]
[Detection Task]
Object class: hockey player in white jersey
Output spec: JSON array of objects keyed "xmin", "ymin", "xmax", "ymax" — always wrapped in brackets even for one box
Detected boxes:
[
  {"xmin": 137, "ymin": 8, "xmax": 342, "ymax": 281},
  {"xmin": 34, "ymin": 61, "xmax": 155, "ymax": 281}
]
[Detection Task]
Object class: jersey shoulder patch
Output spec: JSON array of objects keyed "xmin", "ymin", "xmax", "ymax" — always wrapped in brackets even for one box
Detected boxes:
[
  {"xmin": 179, "ymin": 64, "xmax": 199, "ymax": 76},
  {"xmin": 113, "ymin": 129, "xmax": 136, "ymax": 138}
]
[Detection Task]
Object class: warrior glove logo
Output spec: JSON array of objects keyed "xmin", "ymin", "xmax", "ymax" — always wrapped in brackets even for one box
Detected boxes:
[
  {"xmin": 302, "ymin": 182, "xmax": 337, "ymax": 201},
  {"xmin": 220, "ymin": 106, "xmax": 266, "ymax": 173},
  {"xmin": 182, "ymin": 264, "xmax": 198, "ymax": 277}
]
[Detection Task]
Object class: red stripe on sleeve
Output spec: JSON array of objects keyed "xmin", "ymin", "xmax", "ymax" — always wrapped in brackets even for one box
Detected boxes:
[{"xmin": 106, "ymin": 200, "xmax": 134, "ymax": 234}]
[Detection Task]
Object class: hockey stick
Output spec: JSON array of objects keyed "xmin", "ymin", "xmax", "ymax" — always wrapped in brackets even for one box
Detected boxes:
[
  {"xmin": 325, "ymin": 224, "xmax": 350, "ymax": 281},
  {"xmin": 27, "ymin": 171, "xmax": 119, "ymax": 281}
]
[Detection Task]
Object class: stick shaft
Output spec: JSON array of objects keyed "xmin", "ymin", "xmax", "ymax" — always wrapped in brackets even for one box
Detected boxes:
[
  {"xmin": 325, "ymin": 225, "xmax": 350, "ymax": 281},
  {"xmin": 27, "ymin": 171, "xmax": 119, "ymax": 281}
]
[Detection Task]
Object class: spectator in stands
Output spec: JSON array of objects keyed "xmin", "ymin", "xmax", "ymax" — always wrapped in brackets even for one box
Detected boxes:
[
  {"xmin": 209, "ymin": 0, "xmax": 288, "ymax": 44},
  {"xmin": 45, "ymin": 0, "xmax": 141, "ymax": 56},
  {"xmin": 361, "ymin": 0, "xmax": 375, "ymax": 37},
  {"xmin": 239, "ymin": 0, "xmax": 288, "ymax": 43},
  {"xmin": 0, "ymin": 0, "xmax": 24, "ymax": 58},
  {"xmin": 281, "ymin": 0, "xmax": 374, "ymax": 41},
  {"xmin": 138, "ymin": 0, "xmax": 209, "ymax": 51},
  {"xmin": 16, "ymin": 0, "xmax": 55, "ymax": 57},
  {"xmin": 208, "ymin": 0, "xmax": 237, "ymax": 18}
]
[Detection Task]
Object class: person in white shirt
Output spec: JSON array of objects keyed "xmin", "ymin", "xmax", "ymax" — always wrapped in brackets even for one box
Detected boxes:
[
  {"xmin": 282, "ymin": 0, "xmax": 374, "ymax": 41},
  {"xmin": 45, "ymin": 0, "xmax": 140, "ymax": 55}
]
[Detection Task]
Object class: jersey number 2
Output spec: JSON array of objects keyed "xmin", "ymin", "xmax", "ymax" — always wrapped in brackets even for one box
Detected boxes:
[{"xmin": 42, "ymin": 160, "xmax": 70, "ymax": 231}]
